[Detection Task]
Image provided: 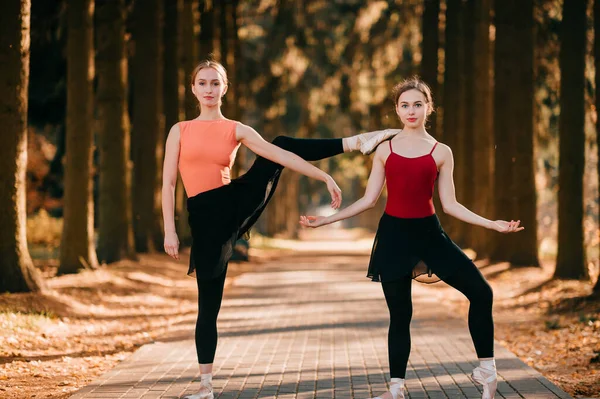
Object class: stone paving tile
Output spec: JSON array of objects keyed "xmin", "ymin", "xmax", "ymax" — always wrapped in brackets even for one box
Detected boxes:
[{"xmin": 70, "ymin": 255, "xmax": 574, "ymax": 399}]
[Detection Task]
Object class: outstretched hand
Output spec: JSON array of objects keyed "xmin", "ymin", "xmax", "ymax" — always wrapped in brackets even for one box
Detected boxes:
[
  {"xmin": 299, "ymin": 215, "xmax": 328, "ymax": 228},
  {"xmin": 325, "ymin": 176, "xmax": 342, "ymax": 209},
  {"xmin": 490, "ymin": 220, "xmax": 524, "ymax": 233}
]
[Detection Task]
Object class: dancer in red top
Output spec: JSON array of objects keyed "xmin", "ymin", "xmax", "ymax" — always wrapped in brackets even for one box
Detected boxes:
[{"xmin": 301, "ymin": 77, "xmax": 523, "ymax": 399}]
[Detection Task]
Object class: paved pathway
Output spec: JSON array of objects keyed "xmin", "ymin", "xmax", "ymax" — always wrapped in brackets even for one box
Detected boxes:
[{"xmin": 69, "ymin": 253, "xmax": 573, "ymax": 399}]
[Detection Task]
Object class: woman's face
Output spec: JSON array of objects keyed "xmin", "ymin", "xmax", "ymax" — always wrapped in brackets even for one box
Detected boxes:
[
  {"xmin": 191, "ymin": 67, "xmax": 228, "ymax": 108},
  {"xmin": 395, "ymin": 89, "xmax": 429, "ymax": 128}
]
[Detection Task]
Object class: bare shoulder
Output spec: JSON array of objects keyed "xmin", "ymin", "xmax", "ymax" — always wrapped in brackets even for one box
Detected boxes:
[
  {"xmin": 435, "ymin": 142, "xmax": 452, "ymax": 156},
  {"xmin": 374, "ymin": 139, "xmax": 392, "ymax": 163},
  {"xmin": 433, "ymin": 142, "xmax": 453, "ymax": 166},
  {"xmin": 166, "ymin": 123, "xmax": 181, "ymax": 142},
  {"xmin": 235, "ymin": 121, "xmax": 258, "ymax": 139},
  {"xmin": 235, "ymin": 121, "xmax": 253, "ymax": 132}
]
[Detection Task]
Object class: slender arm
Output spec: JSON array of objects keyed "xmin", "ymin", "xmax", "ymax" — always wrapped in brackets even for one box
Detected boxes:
[
  {"xmin": 236, "ymin": 123, "xmax": 342, "ymax": 208},
  {"xmin": 302, "ymin": 147, "xmax": 387, "ymax": 227},
  {"xmin": 162, "ymin": 123, "xmax": 180, "ymax": 234},
  {"xmin": 437, "ymin": 144, "xmax": 493, "ymax": 229},
  {"xmin": 236, "ymin": 123, "xmax": 329, "ymax": 182}
]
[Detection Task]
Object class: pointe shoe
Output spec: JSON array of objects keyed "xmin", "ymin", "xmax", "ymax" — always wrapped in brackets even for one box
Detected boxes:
[
  {"xmin": 471, "ymin": 366, "xmax": 497, "ymax": 399},
  {"xmin": 368, "ymin": 378, "xmax": 405, "ymax": 399},
  {"xmin": 182, "ymin": 381, "xmax": 214, "ymax": 399},
  {"xmin": 358, "ymin": 129, "xmax": 401, "ymax": 155}
]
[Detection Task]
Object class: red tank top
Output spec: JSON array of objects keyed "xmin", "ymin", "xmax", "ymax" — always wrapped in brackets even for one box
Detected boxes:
[{"xmin": 384, "ymin": 140, "xmax": 439, "ymax": 218}]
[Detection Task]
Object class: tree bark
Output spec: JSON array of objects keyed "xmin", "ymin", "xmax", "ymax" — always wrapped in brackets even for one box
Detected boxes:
[
  {"xmin": 96, "ymin": 0, "xmax": 136, "ymax": 263},
  {"xmin": 164, "ymin": 0, "xmax": 191, "ymax": 245},
  {"xmin": 420, "ymin": 0, "xmax": 440, "ymax": 136},
  {"xmin": 183, "ymin": 0, "xmax": 199, "ymax": 119},
  {"xmin": 210, "ymin": 0, "xmax": 222, "ymax": 61},
  {"xmin": 441, "ymin": 0, "xmax": 464, "ymax": 241},
  {"xmin": 491, "ymin": 0, "xmax": 539, "ymax": 266},
  {"xmin": 456, "ymin": 0, "xmax": 475, "ymax": 248},
  {"xmin": 218, "ymin": 0, "xmax": 232, "ymax": 122},
  {"xmin": 199, "ymin": 0, "xmax": 214, "ymax": 60},
  {"xmin": 58, "ymin": 0, "xmax": 99, "ymax": 274},
  {"xmin": 0, "ymin": 0, "xmax": 45, "ymax": 292},
  {"xmin": 470, "ymin": 0, "xmax": 494, "ymax": 257},
  {"xmin": 226, "ymin": 0, "xmax": 246, "ymax": 177},
  {"xmin": 132, "ymin": 0, "xmax": 165, "ymax": 253},
  {"xmin": 164, "ymin": 0, "xmax": 185, "ymax": 129},
  {"xmin": 595, "ymin": 0, "xmax": 600, "ymax": 293},
  {"xmin": 555, "ymin": 0, "xmax": 589, "ymax": 279}
]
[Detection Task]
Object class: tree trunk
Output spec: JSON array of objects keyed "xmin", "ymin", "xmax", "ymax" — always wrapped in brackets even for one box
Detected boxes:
[
  {"xmin": 457, "ymin": 0, "xmax": 475, "ymax": 249},
  {"xmin": 470, "ymin": 0, "xmax": 493, "ymax": 258},
  {"xmin": 228, "ymin": 1, "xmax": 246, "ymax": 177},
  {"xmin": 199, "ymin": 0, "xmax": 214, "ymax": 60},
  {"xmin": 164, "ymin": 0, "xmax": 184, "ymax": 128},
  {"xmin": 132, "ymin": 0, "xmax": 165, "ymax": 253},
  {"xmin": 509, "ymin": 0, "xmax": 538, "ymax": 266},
  {"xmin": 421, "ymin": 0, "xmax": 445, "ymax": 230},
  {"xmin": 218, "ymin": 0, "xmax": 233, "ymax": 122},
  {"xmin": 176, "ymin": 0, "xmax": 199, "ymax": 245},
  {"xmin": 183, "ymin": 0, "xmax": 199, "ymax": 119},
  {"xmin": 491, "ymin": 0, "xmax": 514, "ymax": 261},
  {"xmin": 0, "ymin": 0, "xmax": 45, "ymax": 292},
  {"xmin": 96, "ymin": 0, "xmax": 136, "ymax": 263},
  {"xmin": 58, "ymin": 0, "xmax": 99, "ymax": 274},
  {"xmin": 491, "ymin": 0, "xmax": 539, "ymax": 266},
  {"xmin": 262, "ymin": 121, "xmax": 282, "ymax": 237},
  {"xmin": 555, "ymin": 0, "xmax": 589, "ymax": 279},
  {"xmin": 420, "ymin": 0, "xmax": 440, "ymax": 136},
  {"xmin": 164, "ymin": 0, "xmax": 191, "ymax": 246},
  {"xmin": 595, "ymin": 0, "xmax": 600, "ymax": 293},
  {"xmin": 441, "ymin": 0, "xmax": 463, "ymax": 241},
  {"xmin": 211, "ymin": 0, "xmax": 222, "ymax": 61}
]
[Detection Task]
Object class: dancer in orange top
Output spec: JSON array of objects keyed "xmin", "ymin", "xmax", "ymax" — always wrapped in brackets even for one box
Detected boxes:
[{"xmin": 162, "ymin": 60, "xmax": 396, "ymax": 399}]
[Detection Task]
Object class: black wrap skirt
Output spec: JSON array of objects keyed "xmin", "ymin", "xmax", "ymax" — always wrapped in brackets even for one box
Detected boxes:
[
  {"xmin": 186, "ymin": 166, "xmax": 280, "ymax": 279},
  {"xmin": 367, "ymin": 213, "xmax": 475, "ymax": 284},
  {"xmin": 186, "ymin": 135, "xmax": 344, "ymax": 280}
]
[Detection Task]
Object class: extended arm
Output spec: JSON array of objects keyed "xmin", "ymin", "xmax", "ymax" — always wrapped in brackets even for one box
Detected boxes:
[
  {"xmin": 437, "ymin": 145, "xmax": 523, "ymax": 233},
  {"xmin": 300, "ymin": 147, "xmax": 387, "ymax": 228},
  {"xmin": 236, "ymin": 123, "xmax": 342, "ymax": 209}
]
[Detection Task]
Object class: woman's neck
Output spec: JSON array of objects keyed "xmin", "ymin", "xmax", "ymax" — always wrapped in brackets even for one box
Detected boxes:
[
  {"xmin": 401, "ymin": 126, "xmax": 428, "ymax": 137},
  {"xmin": 196, "ymin": 106, "xmax": 226, "ymax": 121}
]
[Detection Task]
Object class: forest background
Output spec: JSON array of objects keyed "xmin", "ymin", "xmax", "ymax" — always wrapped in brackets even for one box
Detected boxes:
[{"xmin": 1, "ymin": 0, "xmax": 599, "ymax": 397}]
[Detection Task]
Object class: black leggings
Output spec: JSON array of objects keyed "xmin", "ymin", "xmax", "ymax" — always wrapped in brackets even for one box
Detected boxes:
[
  {"xmin": 194, "ymin": 136, "xmax": 344, "ymax": 364},
  {"xmin": 195, "ymin": 265, "xmax": 227, "ymax": 363},
  {"xmin": 382, "ymin": 263, "xmax": 494, "ymax": 378}
]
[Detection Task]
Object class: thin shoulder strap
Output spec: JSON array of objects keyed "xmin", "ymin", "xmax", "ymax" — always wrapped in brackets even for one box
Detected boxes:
[
  {"xmin": 429, "ymin": 142, "xmax": 439, "ymax": 155},
  {"xmin": 388, "ymin": 140, "xmax": 394, "ymax": 153}
]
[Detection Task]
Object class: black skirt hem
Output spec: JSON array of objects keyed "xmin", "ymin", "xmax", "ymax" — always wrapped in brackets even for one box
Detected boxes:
[{"xmin": 367, "ymin": 212, "xmax": 473, "ymax": 285}]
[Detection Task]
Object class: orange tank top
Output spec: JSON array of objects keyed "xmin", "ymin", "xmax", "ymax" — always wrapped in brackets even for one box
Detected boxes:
[{"xmin": 178, "ymin": 119, "xmax": 240, "ymax": 197}]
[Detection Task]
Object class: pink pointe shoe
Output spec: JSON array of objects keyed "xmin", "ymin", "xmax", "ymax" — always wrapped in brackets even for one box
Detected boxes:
[
  {"xmin": 357, "ymin": 129, "xmax": 401, "ymax": 155},
  {"xmin": 471, "ymin": 366, "xmax": 498, "ymax": 399},
  {"xmin": 182, "ymin": 378, "xmax": 214, "ymax": 399}
]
